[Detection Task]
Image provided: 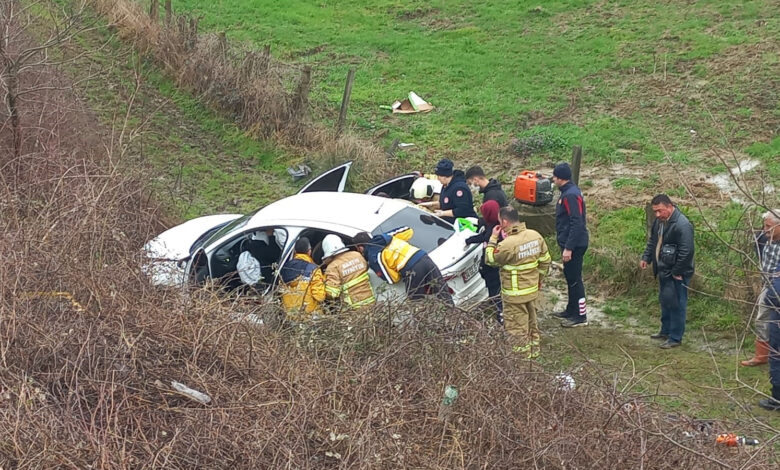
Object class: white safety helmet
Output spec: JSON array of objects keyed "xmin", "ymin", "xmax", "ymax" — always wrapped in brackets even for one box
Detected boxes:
[
  {"xmin": 322, "ymin": 234, "xmax": 348, "ymax": 260},
  {"xmin": 410, "ymin": 177, "xmax": 442, "ymax": 200}
]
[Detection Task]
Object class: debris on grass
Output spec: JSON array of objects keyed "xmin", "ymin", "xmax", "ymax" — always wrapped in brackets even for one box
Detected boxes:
[{"xmin": 390, "ymin": 91, "xmax": 434, "ymax": 114}]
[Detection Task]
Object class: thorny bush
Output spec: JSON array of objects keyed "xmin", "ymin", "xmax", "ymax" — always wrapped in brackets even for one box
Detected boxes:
[{"xmin": 0, "ymin": 3, "xmax": 778, "ymax": 469}]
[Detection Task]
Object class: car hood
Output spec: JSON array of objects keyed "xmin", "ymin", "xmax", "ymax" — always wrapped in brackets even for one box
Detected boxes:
[{"xmin": 144, "ymin": 214, "xmax": 242, "ymax": 261}]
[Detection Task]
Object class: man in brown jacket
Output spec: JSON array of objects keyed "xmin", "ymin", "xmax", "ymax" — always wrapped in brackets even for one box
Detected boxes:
[
  {"xmin": 322, "ymin": 234, "xmax": 376, "ymax": 310},
  {"xmin": 486, "ymin": 206, "xmax": 551, "ymax": 358}
]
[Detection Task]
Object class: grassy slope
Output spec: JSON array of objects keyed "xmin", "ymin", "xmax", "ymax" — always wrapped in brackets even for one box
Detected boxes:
[
  {"xmin": 69, "ymin": 26, "xmax": 294, "ymax": 219},
  {"xmin": 59, "ymin": 1, "xmax": 777, "ymax": 428},
  {"xmin": 173, "ymin": 0, "xmax": 778, "ymax": 172},
  {"xmin": 157, "ymin": 0, "xmax": 779, "ymax": 428}
]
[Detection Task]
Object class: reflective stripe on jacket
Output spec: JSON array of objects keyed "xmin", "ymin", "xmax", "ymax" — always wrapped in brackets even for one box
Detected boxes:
[
  {"xmin": 364, "ymin": 227, "xmax": 425, "ymax": 284},
  {"xmin": 325, "ymin": 251, "xmax": 376, "ymax": 308},
  {"xmin": 485, "ymin": 222, "xmax": 551, "ymax": 303},
  {"xmin": 279, "ymin": 253, "xmax": 326, "ymax": 320}
]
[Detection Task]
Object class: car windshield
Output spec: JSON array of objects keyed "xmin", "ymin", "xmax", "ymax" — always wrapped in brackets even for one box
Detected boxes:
[
  {"xmin": 201, "ymin": 210, "xmax": 259, "ymax": 249},
  {"xmin": 373, "ymin": 207, "xmax": 454, "ymax": 253}
]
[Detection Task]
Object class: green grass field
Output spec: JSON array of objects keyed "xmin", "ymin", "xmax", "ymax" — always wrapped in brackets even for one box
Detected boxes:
[
  {"xmin": 36, "ymin": 0, "xmax": 780, "ymax": 430},
  {"xmin": 171, "ymin": 0, "xmax": 778, "ymax": 171}
]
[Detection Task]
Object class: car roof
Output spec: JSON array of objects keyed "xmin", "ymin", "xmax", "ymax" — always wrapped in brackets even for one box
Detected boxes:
[{"xmin": 247, "ymin": 192, "xmax": 410, "ymax": 234}]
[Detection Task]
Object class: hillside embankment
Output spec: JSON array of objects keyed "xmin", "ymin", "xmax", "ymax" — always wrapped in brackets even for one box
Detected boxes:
[{"xmin": 1, "ymin": 1, "xmax": 778, "ymax": 467}]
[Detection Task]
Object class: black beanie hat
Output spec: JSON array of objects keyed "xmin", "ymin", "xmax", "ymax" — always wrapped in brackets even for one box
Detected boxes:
[
  {"xmin": 435, "ymin": 158, "xmax": 454, "ymax": 177},
  {"xmin": 553, "ymin": 162, "xmax": 572, "ymax": 180}
]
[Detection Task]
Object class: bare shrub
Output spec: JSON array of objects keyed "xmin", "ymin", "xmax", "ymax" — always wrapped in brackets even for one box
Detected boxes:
[
  {"xmin": 1, "ymin": 4, "xmax": 777, "ymax": 469},
  {"xmin": 89, "ymin": 0, "xmax": 396, "ymax": 186}
]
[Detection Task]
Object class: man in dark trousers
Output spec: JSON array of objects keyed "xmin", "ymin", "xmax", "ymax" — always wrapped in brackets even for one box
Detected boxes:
[
  {"xmin": 757, "ymin": 209, "xmax": 780, "ymax": 410},
  {"xmin": 640, "ymin": 194, "xmax": 695, "ymax": 349},
  {"xmin": 353, "ymin": 227, "xmax": 453, "ymax": 304},
  {"xmin": 552, "ymin": 162, "xmax": 589, "ymax": 327},
  {"xmin": 758, "ymin": 274, "xmax": 780, "ymax": 411},
  {"xmin": 742, "ymin": 210, "xmax": 780, "ymax": 366},
  {"xmin": 465, "ymin": 165, "xmax": 508, "ymax": 207},
  {"xmin": 433, "ymin": 158, "xmax": 477, "ymax": 224}
]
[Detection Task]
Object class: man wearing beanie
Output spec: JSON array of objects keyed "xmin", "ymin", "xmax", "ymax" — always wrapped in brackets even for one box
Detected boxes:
[
  {"xmin": 552, "ymin": 162, "xmax": 590, "ymax": 327},
  {"xmin": 433, "ymin": 158, "xmax": 477, "ymax": 224}
]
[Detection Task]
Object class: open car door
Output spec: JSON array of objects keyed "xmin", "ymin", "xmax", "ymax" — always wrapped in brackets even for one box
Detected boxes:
[
  {"xmin": 364, "ymin": 173, "xmax": 418, "ymax": 199},
  {"xmin": 297, "ymin": 161, "xmax": 353, "ymax": 193}
]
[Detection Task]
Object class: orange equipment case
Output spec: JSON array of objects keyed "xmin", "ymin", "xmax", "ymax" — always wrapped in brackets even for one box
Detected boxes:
[{"xmin": 514, "ymin": 171, "xmax": 554, "ymax": 206}]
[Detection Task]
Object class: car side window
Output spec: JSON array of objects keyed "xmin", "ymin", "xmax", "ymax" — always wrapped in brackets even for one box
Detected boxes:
[{"xmin": 208, "ymin": 227, "xmax": 288, "ymax": 291}]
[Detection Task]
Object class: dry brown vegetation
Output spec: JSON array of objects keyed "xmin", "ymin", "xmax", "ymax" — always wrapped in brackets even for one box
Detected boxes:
[
  {"xmin": 90, "ymin": 0, "xmax": 401, "ymax": 189},
  {"xmin": 1, "ymin": 2, "xmax": 779, "ymax": 468}
]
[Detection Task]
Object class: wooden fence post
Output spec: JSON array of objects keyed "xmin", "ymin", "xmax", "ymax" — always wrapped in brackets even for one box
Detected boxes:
[
  {"xmin": 149, "ymin": 0, "xmax": 159, "ymax": 21},
  {"xmin": 188, "ymin": 17, "xmax": 198, "ymax": 49},
  {"xmin": 292, "ymin": 66, "xmax": 312, "ymax": 121},
  {"xmin": 571, "ymin": 145, "xmax": 582, "ymax": 186},
  {"xmin": 259, "ymin": 44, "xmax": 271, "ymax": 73},
  {"xmin": 164, "ymin": 0, "xmax": 172, "ymax": 26},
  {"xmin": 336, "ymin": 68, "xmax": 356, "ymax": 136},
  {"xmin": 218, "ymin": 31, "xmax": 227, "ymax": 59}
]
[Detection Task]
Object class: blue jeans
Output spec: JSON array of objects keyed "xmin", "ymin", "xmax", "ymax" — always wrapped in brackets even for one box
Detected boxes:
[
  {"xmin": 768, "ymin": 306, "xmax": 780, "ymax": 388},
  {"xmin": 658, "ymin": 275, "xmax": 690, "ymax": 343}
]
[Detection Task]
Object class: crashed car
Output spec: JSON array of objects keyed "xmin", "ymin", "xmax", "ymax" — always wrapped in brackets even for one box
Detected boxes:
[{"xmin": 144, "ymin": 162, "xmax": 487, "ymax": 306}]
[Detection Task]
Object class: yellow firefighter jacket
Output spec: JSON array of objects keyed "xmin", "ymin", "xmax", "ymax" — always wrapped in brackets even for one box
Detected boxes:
[
  {"xmin": 324, "ymin": 250, "xmax": 376, "ymax": 309},
  {"xmin": 485, "ymin": 222, "xmax": 551, "ymax": 303},
  {"xmin": 364, "ymin": 227, "xmax": 425, "ymax": 284},
  {"xmin": 279, "ymin": 253, "xmax": 326, "ymax": 320}
]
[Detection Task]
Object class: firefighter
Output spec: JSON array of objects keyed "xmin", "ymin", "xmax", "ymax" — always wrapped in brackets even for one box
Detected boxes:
[
  {"xmin": 410, "ymin": 176, "xmax": 442, "ymax": 204},
  {"xmin": 486, "ymin": 206, "xmax": 551, "ymax": 358},
  {"xmin": 279, "ymin": 237, "xmax": 326, "ymax": 321},
  {"xmin": 322, "ymin": 234, "xmax": 376, "ymax": 310},
  {"xmin": 353, "ymin": 227, "xmax": 453, "ymax": 304}
]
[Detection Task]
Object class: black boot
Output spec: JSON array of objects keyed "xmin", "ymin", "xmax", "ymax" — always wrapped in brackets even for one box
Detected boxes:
[{"xmin": 757, "ymin": 386, "xmax": 780, "ymax": 411}]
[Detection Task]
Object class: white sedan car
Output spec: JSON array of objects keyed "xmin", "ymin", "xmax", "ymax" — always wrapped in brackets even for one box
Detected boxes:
[{"xmin": 144, "ymin": 162, "xmax": 487, "ymax": 306}]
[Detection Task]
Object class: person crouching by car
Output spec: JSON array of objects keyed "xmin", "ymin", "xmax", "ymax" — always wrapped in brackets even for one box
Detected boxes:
[
  {"xmin": 279, "ymin": 237, "xmax": 326, "ymax": 322},
  {"xmin": 353, "ymin": 227, "xmax": 453, "ymax": 305},
  {"xmin": 465, "ymin": 199, "xmax": 504, "ymax": 324},
  {"xmin": 322, "ymin": 234, "xmax": 376, "ymax": 311}
]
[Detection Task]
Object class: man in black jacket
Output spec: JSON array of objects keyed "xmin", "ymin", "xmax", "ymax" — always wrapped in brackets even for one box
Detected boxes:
[
  {"xmin": 553, "ymin": 162, "xmax": 589, "ymax": 328},
  {"xmin": 465, "ymin": 165, "xmax": 508, "ymax": 207},
  {"xmin": 640, "ymin": 194, "xmax": 695, "ymax": 349},
  {"xmin": 433, "ymin": 158, "xmax": 477, "ymax": 224}
]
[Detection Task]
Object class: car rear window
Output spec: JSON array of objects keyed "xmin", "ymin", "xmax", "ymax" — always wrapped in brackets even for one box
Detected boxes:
[{"xmin": 373, "ymin": 207, "xmax": 454, "ymax": 253}]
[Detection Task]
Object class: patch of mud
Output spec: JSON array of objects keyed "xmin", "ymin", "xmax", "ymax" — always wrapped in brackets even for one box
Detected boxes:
[
  {"xmin": 539, "ymin": 267, "xmax": 736, "ymax": 353},
  {"xmin": 396, "ymin": 7, "xmax": 439, "ymax": 21},
  {"xmin": 540, "ymin": 266, "xmax": 636, "ymax": 331}
]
